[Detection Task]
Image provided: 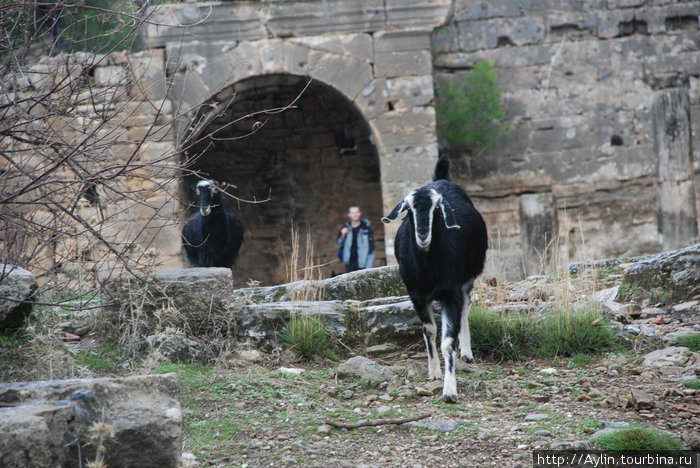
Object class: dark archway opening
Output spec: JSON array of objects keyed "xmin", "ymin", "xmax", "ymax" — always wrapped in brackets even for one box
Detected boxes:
[{"xmin": 181, "ymin": 74, "xmax": 384, "ymax": 286}]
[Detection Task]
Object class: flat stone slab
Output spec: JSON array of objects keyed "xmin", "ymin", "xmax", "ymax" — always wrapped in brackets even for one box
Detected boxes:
[{"xmin": 233, "ymin": 265, "xmax": 406, "ymax": 303}]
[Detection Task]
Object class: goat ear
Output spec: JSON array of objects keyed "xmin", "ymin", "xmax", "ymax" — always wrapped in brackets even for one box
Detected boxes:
[
  {"xmin": 439, "ymin": 199, "xmax": 460, "ymax": 230},
  {"xmin": 381, "ymin": 200, "xmax": 407, "ymax": 224}
]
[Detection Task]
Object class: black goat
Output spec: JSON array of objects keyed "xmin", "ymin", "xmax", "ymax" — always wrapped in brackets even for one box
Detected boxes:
[
  {"xmin": 182, "ymin": 179, "xmax": 243, "ymax": 268},
  {"xmin": 382, "ymin": 156, "xmax": 487, "ymax": 403}
]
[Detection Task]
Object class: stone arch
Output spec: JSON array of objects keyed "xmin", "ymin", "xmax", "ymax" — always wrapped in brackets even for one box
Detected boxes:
[
  {"xmin": 180, "ymin": 73, "xmax": 385, "ymax": 285},
  {"xmin": 169, "ymin": 29, "xmax": 442, "ymax": 278}
]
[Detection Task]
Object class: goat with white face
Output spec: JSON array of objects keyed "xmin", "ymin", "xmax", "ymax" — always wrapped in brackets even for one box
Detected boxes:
[
  {"xmin": 382, "ymin": 156, "xmax": 487, "ymax": 402},
  {"xmin": 182, "ymin": 179, "xmax": 244, "ymax": 269}
]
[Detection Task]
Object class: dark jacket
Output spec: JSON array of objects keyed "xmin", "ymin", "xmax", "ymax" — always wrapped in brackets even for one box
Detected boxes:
[{"xmin": 337, "ymin": 219, "xmax": 375, "ymax": 270}]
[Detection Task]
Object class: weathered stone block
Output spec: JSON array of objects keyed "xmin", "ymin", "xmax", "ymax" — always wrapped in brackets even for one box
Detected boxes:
[
  {"xmin": 148, "ymin": 3, "xmax": 266, "ymax": 46},
  {"xmin": 385, "ymin": 75, "xmax": 435, "ymax": 109},
  {"xmin": 457, "ymin": 17, "xmax": 545, "ymax": 52},
  {"xmin": 307, "ymin": 50, "xmax": 373, "ymax": 100},
  {"xmin": 94, "ymin": 65, "xmax": 127, "ymax": 87},
  {"xmin": 432, "ymin": 23, "xmax": 461, "ymax": 54},
  {"xmin": 232, "ymin": 265, "xmax": 406, "ymax": 303},
  {"xmin": 0, "ymin": 374, "xmax": 181, "ymax": 468},
  {"xmin": 384, "ymin": 0, "xmax": 451, "ymax": 29},
  {"xmin": 101, "ymin": 268, "xmax": 234, "ymax": 335},
  {"xmin": 454, "ymin": 0, "xmax": 521, "ymax": 21},
  {"xmin": 374, "ymin": 30, "xmax": 431, "ymax": 53},
  {"xmin": 621, "ymin": 243, "xmax": 700, "ymax": 303},
  {"xmin": 361, "ymin": 299, "xmax": 422, "ymax": 345},
  {"xmin": 258, "ymin": 39, "xmax": 285, "ymax": 74},
  {"xmin": 128, "ymin": 49, "xmax": 167, "ymax": 101},
  {"xmin": 371, "ymin": 107, "xmax": 436, "ymax": 149},
  {"xmin": 237, "ymin": 300, "xmax": 348, "ymax": 341},
  {"xmin": 374, "ymin": 50, "xmax": 432, "ymax": 78},
  {"xmin": 282, "ymin": 41, "xmax": 312, "ymax": 75},
  {"xmin": 292, "ymin": 33, "xmax": 373, "ymax": 62},
  {"xmin": 267, "ymin": 0, "xmax": 385, "ymax": 36}
]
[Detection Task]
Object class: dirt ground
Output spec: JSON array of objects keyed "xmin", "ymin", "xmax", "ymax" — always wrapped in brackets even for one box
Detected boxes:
[{"xmin": 176, "ymin": 347, "xmax": 699, "ymax": 468}]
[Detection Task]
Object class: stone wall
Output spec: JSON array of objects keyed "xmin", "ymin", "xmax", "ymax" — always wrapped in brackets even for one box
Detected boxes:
[
  {"xmin": 8, "ymin": 0, "xmax": 700, "ymax": 286},
  {"xmin": 433, "ymin": 0, "xmax": 700, "ymax": 278}
]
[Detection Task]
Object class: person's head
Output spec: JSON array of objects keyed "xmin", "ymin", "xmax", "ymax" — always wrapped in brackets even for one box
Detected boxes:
[{"xmin": 347, "ymin": 206, "xmax": 362, "ymax": 223}]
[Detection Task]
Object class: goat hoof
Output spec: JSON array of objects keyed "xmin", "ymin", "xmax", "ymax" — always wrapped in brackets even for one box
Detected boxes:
[
  {"xmin": 442, "ymin": 394, "xmax": 458, "ymax": 404},
  {"xmin": 460, "ymin": 355, "xmax": 474, "ymax": 363}
]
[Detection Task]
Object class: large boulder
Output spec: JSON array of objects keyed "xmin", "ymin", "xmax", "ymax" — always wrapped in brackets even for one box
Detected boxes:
[
  {"xmin": 101, "ymin": 268, "xmax": 234, "ymax": 335},
  {"xmin": 0, "ymin": 373, "xmax": 182, "ymax": 468},
  {"xmin": 0, "ymin": 263, "xmax": 37, "ymax": 330},
  {"xmin": 620, "ymin": 244, "xmax": 700, "ymax": 303}
]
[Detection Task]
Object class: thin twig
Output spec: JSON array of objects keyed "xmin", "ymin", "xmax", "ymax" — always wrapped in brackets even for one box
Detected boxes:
[{"xmin": 325, "ymin": 413, "xmax": 431, "ymax": 429}]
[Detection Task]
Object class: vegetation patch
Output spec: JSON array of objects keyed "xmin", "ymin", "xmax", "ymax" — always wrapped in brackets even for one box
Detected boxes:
[
  {"xmin": 594, "ymin": 426, "xmax": 684, "ymax": 452},
  {"xmin": 672, "ymin": 333, "xmax": 700, "ymax": 352},
  {"xmin": 470, "ymin": 306, "xmax": 620, "ymax": 361},
  {"xmin": 682, "ymin": 378, "xmax": 700, "ymax": 390},
  {"xmin": 282, "ymin": 313, "xmax": 338, "ymax": 360},
  {"xmin": 436, "ymin": 60, "xmax": 508, "ymax": 157},
  {"xmin": 75, "ymin": 341, "xmax": 126, "ymax": 372}
]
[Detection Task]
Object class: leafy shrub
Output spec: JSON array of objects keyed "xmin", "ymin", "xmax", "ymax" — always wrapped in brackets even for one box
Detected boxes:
[
  {"xmin": 595, "ymin": 427, "xmax": 683, "ymax": 452},
  {"xmin": 672, "ymin": 333, "xmax": 700, "ymax": 352},
  {"xmin": 436, "ymin": 60, "xmax": 508, "ymax": 157},
  {"xmin": 281, "ymin": 313, "xmax": 336, "ymax": 360}
]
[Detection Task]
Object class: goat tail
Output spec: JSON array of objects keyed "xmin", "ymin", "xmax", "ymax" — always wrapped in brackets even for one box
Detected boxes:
[{"xmin": 433, "ymin": 155, "xmax": 452, "ymax": 181}]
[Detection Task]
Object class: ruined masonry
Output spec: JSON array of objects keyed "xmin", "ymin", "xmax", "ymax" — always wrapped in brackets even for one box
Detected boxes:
[{"xmin": 39, "ymin": 0, "xmax": 700, "ymax": 283}]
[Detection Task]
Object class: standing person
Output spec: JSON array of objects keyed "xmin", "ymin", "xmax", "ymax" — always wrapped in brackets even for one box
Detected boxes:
[{"xmin": 337, "ymin": 206, "xmax": 375, "ymax": 273}]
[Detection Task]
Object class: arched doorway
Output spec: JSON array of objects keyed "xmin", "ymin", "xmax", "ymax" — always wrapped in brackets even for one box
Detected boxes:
[{"xmin": 181, "ymin": 74, "xmax": 385, "ymax": 286}]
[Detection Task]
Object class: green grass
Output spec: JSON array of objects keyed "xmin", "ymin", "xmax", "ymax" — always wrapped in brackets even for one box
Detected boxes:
[
  {"xmin": 75, "ymin": 341, "xmax": 125, "ymax": 372},
  {"xmin": 469, "ymin": 306, "xmax": 620, "ymax": 361},
  {"xmin": 538, "ymin": 309, "xmax": 619, "ymax": 357},
  {"xmin": 682, "ymin": 378, "xmax": 700, "ymax": 390},
  {"xmin": 672, "ymin": 333, "xmax": 700, "ymax": 352},
  {"xmin": 595, "ymin": 426, "xmax": 683, "ymax": 452},
  {"xmin": 0, "ymin": 331, "xmax": 24, "ymax": 348},
  {"xmin": 281, "ymin": 313, "xmax": 337, "ymax": 360},
  {"xmin": 568, "ymin": 354, "xmax": 592, "ymax": 368},
  {"xmin": 153, "ymin": 363, "xmax": 344, "ymax": 460}
]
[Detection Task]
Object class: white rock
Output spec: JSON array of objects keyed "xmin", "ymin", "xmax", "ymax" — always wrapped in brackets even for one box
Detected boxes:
[{"xmin": 278, "ymin": 367, "xmax": 304, "ymax": 376}]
